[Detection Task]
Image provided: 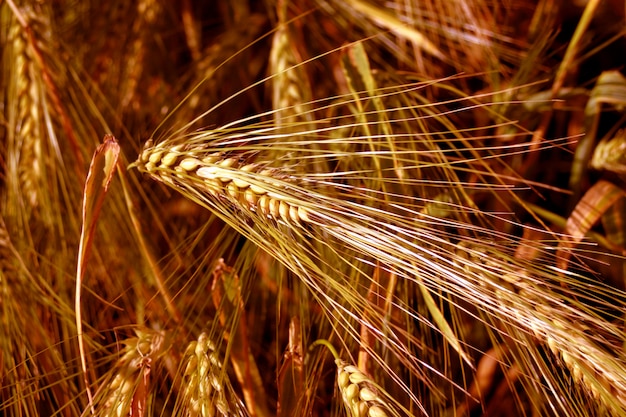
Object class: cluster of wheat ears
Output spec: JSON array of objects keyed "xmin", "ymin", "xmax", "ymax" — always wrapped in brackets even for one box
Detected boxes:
[{"xmin": 2, "ymin": 0, "xmax": 626, "ymax": 416}]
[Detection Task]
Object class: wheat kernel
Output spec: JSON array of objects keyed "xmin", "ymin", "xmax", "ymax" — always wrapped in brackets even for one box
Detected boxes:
[
  {"xmin": 139, "ymin": 139, "xmax": 153, "ymax": 159},
  {"xmin": 217, "ymin": 174, "xmax": 233, "ymax": 184},
  {"xmin": 197, "ymin": 165, "xmax": 219, "ymax": 180},
  {"xmin": 119, "ymin": 377, "xmax": 133, "ymax": 394},
  {"xmin": 279, "ymin": 200, "xmax": 290, "ymax": 222},
  {"xmin": 114, "ymin": 402, "xmax": 127, "ymax": 417},
  {"xmin": 148, "ymin": 149, "xmax": 163, "ymax": 165},
  {"xmin": 202, "ymin": 152, "xmax": 222, "ymax": 164},
  {"xmin": 198, "ymin": 377, "xmax": 209, "ymax": 395},
  {"xmin": 203, "ymin": 179, "xmax": 222, "ymax": 197},
  {"xmin": 218, "ymin": 174, "xmax": 233, "ymax": 184},
  {"xmin": 198, "ymin": 361, "xmax": 209, "ymax": 379},
  {"xmin": 244, "ymin": 188, "xmax": 258, "ymax": 206},
  {"xmin": 219, "ymin": 157, "xmax": 237, "ymax": 168},
  {"xmin": 189, "ymin": 399, "xmax": 200, "ymax": 413},
  {"xmin": 258, "ymin": 195, "xmax": 270, "ymax": 216},
  {"xmin": 561, "ymin": 351, "xmax": 572, "ymax": 367},
  {"xmin": 184, "ymin": 355, "xmax": 197, "ymax": 376},
  {"xmin": 179, "ymin": 157, "xmax": 202, "ymax": 171},
  {"xmin": 174, "ymin": 165, "xmax": 186, "ymax": 178},
  {"xmin": 269, "ymin": 198, "xmax": 280, "ymax": 218},
  {"xmin": 209, "ymin": 373, "xmax": 221, "ymax": 392},
  {"xmin": 110, "ymin": 373, "xmax": 124, "ymax": 389},
  {"xmin": 368, "ymin": 405, "xmax": 389, "ymax": 417},
  {"xmin": 232, "ymin": 177, "xmax": 250, "ymax": 189},
  {"xmin": 356, "ymin": 401, "xmax": 369, "ymax": 417},
  {"xmin": 200, "ymin": 403, "xmax": 212, "ymax": 417},
  {"xmin": 571, "ymin": 362, "xmax": 582, "ymax": 381},
  {"xmin": 345, "ymin": 383, "xmax": 360, "ymax": 403},
  {"xmin": 209, "ymin": 351, "xmax": 222, "ymax": 367},
  {"xmin": 160, "ymin": 151, "xmax": 180, "ymax": 167},
  {"xmin": 547, "ymin": 336, "xmax": 558, "ymax": 356},
  {"xmin": 343, "ymin": 365, "xmax": 360, "ymax": 374},
  {"xmin": 227, "ymin": 182, "xmax": 240, "ymax": 200},
  {"xmin": 241, "ymin": 163, "xmax": 256, "ymax": 172},
  {"xmin": 152, "ymin": 139, "xmax": 166, "ymax": 149},
  {"xmin": 338, "ymin": 370, "xmax": 350, "ymax": 389},
  {"xmin": 259, "ymin": 168, "xmax": 274, "ymax": 177},
  {"xmin": 349, "ymin": 371, "xmax": 369, "ymax": 384},
  {"xmin": 359, "ymin": 387, "xmax": 378, "ymax": 402},
  {"xmin": 216, "ymin": 398, "xmax": 230, "ymax": 415},
  {"xmin": 249, "ymin": 183, "xmax": 268, "ymax": 195},
  {"xmin": 289, "ymin": 204, "xmax": 299, "ymax": 223},
  {"xmin": 297, "ymin": 206, "xmax": 311, "ymax": 222},
  {"xmin": 585, "ymin": 374, "xmax": 601, "ymax": 399}
]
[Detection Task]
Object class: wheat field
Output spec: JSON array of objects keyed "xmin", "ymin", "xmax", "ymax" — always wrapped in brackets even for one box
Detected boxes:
[{"xmin": 1, "ymin": 0, "xmax": 626, "ymax": 416}]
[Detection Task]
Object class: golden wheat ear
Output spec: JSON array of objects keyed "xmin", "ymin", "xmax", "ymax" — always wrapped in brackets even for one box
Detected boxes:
[
  {"xmin": 94, "ymin": 328, "xmax": 166, "ymax": 417},
  {"xmin": 179, "ymin": 332, "xmax": 249, "ymax": 417},
  {"xmin": 134, "ymin": 141, "xmax": 315, "ymax": 225},
  {"xmin": 310, "ymin": 339, "xmax": 409, "ymax": 417}
]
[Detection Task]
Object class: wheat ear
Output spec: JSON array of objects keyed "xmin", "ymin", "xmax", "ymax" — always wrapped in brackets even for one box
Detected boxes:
[
  {"xmin": 8, "ymin": 15, "xmax": 43, "ymax": 211},
  {"xmin": 311, "ymin": 340, "xmax": 402, "ymax": 417},
  {"xmin": 456, "ymin": 240, "xmax": 626, "ymax": 412},
  {"xmin": 98, "ymin": 328, "xmax": 165, "ymax": 417},
  {"xmin": 336, "ymin": 360, "xmax": 399, "ymax": 417},
  {"xmin": 180, "ymin": 332, "xmax": 248, "ymax": 417},
  {"xmin": 269, "ymin": 0, "xmax": 312, "ymax": 131},
  {"xmin": 134, "ymin": 133, "xmax": 626, "ymax": 415},
  {"xmin": 135, "ymin": 141, "xmax": 313, "ymax": 225},
  {"xmin": 120, "ymin": 0, "xmax": 161, "ymax": 110}
]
